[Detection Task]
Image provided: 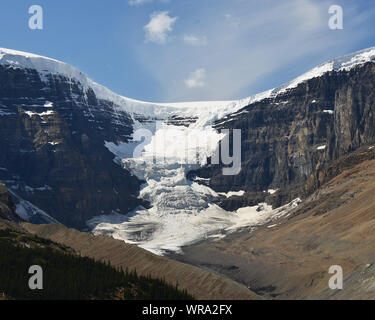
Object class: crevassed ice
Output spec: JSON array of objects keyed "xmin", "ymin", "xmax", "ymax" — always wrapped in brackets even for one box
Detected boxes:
[{"xmin": 90, "ymin": 119, "xmax": 301, "ymax": 255}]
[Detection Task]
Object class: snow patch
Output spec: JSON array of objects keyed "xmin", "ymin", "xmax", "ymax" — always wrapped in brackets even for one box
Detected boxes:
[
  {"xmin": 25, "ymin": 185, "xmax": 52, "ymax": 193},
  {"xmin": 268, "ymin": 189, "xmax": 278, "ymax": 195},
  {"xmin": 9, "ymin": 190, "xmax": 59, "ymax": 224},
  {"xmin": 218, "ymin": 190, "xmax": 245, "ymax": 198},
  {"xmin": 24, "ymin": 110, "xmax": 55, "ymax": 117},
  {"xmin": 44, "ymin": 101, "xmax": 53, "ymax": 108}
]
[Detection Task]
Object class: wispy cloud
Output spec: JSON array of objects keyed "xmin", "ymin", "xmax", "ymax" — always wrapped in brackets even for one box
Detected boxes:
[
  {"xmin": 129, "ymin": 0, "xmax": 170, "ymax": 6},
  {"xmin": 144, "ymin": 11, "xmax": 178, "ymax": 44},
  {"xmin": 185, "ymin": 68, "xmax": 206, "ymax": 88},
  {"xmin": 134, "ymin": 0, "xmax": 375, "ymax": 101},
  {"xmin": 129, "ymin": 0, "xmax": 153, "ymax": 6},
  {"xmin": 183, "ymin": 34, "xmax": 207, "ymax": 46}
]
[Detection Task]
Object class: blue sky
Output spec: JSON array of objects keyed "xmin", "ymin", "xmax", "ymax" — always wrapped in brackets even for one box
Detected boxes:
[{"xmin": 0, "ymin": 0, "xmax": 375, "ymax": 102}]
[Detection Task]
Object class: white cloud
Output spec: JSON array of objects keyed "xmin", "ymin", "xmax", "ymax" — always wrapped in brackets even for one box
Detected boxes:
[
  {"xmin": 144, "ymin": 11, "xmax": 178, "ymax": 44},
  {"xmin": 185, "ymin": 69, "xmax": 206, "ymax": 88},
  {"xmin": 129, "ymin": 0, "xmax": 152, "ymax": 6},
  {"xmin": 134, "ymin": 0, "xmax": 375, "ymax": 101},
  {"xmin": 183, "ymin": 34, "xmax": 207, "ymax": 46},
  {"xmin": 129, "ymin": 0, "xmax": 170, "ymax": 5}
]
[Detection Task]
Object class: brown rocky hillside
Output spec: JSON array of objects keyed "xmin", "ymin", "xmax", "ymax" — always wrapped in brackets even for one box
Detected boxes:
[
  {"xmin": 22, "ymin": 222, "xmax": 260, "ymax": 300},
  {"xmin": 173, "ymin": 145, "xmax": 375, "ymax": 299}
]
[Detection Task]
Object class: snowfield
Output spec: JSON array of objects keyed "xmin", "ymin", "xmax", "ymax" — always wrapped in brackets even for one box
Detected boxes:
[{"xmin": 2, "ymin": 46, "xmax": 375, "ymax": 254}]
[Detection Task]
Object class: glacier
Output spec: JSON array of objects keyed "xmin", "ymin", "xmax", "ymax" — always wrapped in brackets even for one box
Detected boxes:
[{"xmin": 88, "ymin": 116, "xmax": 301, "ymax": 255}]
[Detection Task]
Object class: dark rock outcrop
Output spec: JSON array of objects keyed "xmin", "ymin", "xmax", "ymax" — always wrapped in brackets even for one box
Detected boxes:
[
  {"xmin": 194, "ymin": 62, "xmax": 375, "ymax": 208},
  {"xmin": 303, "ymin": 144, "xmax": 375, "ymax": 198},
  {"xmin": 0, "ymin": 182, "xmax": 20, "ymax": 222},
  {"xmin": 0, "ymin": 65, "xmax": 142, "ymax": 228}
]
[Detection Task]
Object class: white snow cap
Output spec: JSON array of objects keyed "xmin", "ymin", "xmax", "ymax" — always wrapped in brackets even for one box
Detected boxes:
[{"xmin": 1, "ymin": 46, "xmax": 375, "ymax": 122}]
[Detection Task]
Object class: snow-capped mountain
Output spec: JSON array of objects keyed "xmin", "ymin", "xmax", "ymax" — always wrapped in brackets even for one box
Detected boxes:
[
  {"xmin": 1, "ymin": 46, "xmax": 374, "ymax": 124},
  {"xmin": 1, "ymin": 46, "xmax": 375, "ymax": 254}
]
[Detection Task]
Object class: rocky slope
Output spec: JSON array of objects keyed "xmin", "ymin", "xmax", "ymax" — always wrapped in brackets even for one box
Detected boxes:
[
  {"xmin": 173, "ymin": 145, "xmax": 375, "ymax": 299},
  {"xmin": 22, "ymin": 222, "xmax": 260, "ymax": 300},
  {"xmin": 0, "ymin": 207, "xmax": 259, "ymax": 300},
  {"xmin": 0, "ymin": 225, "xmax": 195, "ymax": 300}
]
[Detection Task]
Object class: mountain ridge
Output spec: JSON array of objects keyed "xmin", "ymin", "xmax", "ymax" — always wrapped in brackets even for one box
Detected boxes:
[{"xmin": 1, "ymin": 46, "xmax": 375, "ymax": 123}]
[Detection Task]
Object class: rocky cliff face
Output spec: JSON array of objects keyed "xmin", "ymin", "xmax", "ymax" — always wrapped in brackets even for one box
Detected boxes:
[
  {"xmin": 193, "ymin": 62, "xmax": 375, "ymax": 208},
  {"xmin": 0, "ymin": 182, "xmax": 20, "ymax": 222},
  {"xmin": 0, "ymin": 64, "xmax": 142, "ymax": 228}
]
